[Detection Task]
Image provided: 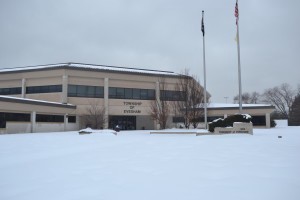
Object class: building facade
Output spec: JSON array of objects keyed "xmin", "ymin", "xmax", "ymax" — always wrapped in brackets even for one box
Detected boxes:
[{"xmin": 0, "ymin": 62, "xmax": 275, "ymax": 133}]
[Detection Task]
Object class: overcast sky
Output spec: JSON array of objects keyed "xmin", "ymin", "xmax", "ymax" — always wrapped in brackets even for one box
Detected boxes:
[{"xmin": 0, "ymin": 0, "xmax": 299, "ymax": 102}]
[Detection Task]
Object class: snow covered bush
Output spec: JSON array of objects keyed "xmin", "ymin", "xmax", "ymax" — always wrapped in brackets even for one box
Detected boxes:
[
  {"xmin": 208, "ymin": 118, "xmax": 225, "ymax": 132},
  {"xmin": 208, "ymin": 114, "xmax": 252, "ymax": 132},
  {"xmin": 271, "ymin": 119, "xmax": 277, "ymax": 127}
]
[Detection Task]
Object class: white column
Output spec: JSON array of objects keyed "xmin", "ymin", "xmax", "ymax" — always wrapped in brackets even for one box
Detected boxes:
[
  {"xmin": 62, "ymin": 75, "xmax": 68, "ymax": 104},
  {"xmin": 266, "ymin": 113, "xmax": 271, "ymax": 128},
  {"xmin": 104, "ymin": 78, "xmax": 109, "ymax": 129},
  {"xmin": 64, "ymin": 114, "xmax": 68, "ymax": 131},
  {"xmin": 76, "ymin": 115, "xmax": 79, "ymax": 130},
  {"xmin": 21, "ymin": 78, "xmax": 26, "ymax": 98},
  {"xmin": 154, "ymin": 82, "xmax": 160, "ymax": 130},
  {"xmin": 31, "ymin": 111, "xmax": 36, "ymax": 133},
  {"xmin": 155, "ymin": 81, "xmax": 160, "ymax": 101}
]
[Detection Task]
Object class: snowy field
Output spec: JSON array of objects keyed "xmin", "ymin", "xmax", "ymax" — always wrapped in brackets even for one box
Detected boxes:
[{"xmin": 1, "ymin": 121, "xmax": 300, "ymax": 200}]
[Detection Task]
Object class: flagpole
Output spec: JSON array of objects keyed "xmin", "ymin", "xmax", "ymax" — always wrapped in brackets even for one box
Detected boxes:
[
  {"xmin": 202, "ymin": 10, "xmax": 208, "ymax": 129},
  {"xmin": 235, "ymin": 0, "xmax": 242, "ymax": 113}
]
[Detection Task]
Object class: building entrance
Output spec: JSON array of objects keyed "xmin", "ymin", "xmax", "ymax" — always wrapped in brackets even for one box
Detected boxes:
[{"xmin": 109, "ymin": 116, "xmax": 136, "ymax": 130}]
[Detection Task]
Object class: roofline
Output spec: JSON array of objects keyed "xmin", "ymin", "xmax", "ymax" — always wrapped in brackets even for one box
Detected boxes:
[
  {"xmin": 0, "ymin": 62, "xmax": 182, "ymax": 77},
  {"xmin": 0, "ymin": 96, "xmax": 76, "ymax": 109},
  {"xmin": 207, "ymin": 105, "xmax": 276, "ymax": 110}
]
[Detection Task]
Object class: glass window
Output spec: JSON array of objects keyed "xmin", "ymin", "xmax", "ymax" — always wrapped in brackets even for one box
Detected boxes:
[
  {"xmin": 68, "ymin": 116, "xmax": 76, "ymax": 123},
  {"xmin": 0, "ymin": 113, "xmax": 5, "ymax": 128},
  {"xmin": 5, "ymin": 113, "xmax": 30, "ymax": 121},
  {"xmin": 124, "ymin": 88, "xmax": 133, "ymax": 99},
  {"xmin": 173, "ymin": 117, "xmax": 185, "ymax": 123},
  {"xmin": 251, "ymin": 116, "xmax": 266, "ymax": 126},
  {"xmin": 26, "ymin": 85, "xmax": 62, "ymax": 94},
  {"xmin": 95, "ymin": 87, "xmax": 103, "ymax": 97},
  {"xmin": 15, "ymin": 87, "xmax": 22, "ymax": 94},
  {"xmin": 77, "ymin": 85, "xmax": 86, "ymax": 97},
  {"xmin": 36, "ymin": 114, "xmax": 64, "ymax": 123},
  {"xmin": 68, "ymin": 85, "xmax": 103, "ymax": 98},
  {"xmin": 0, "ymin": 87, "xmax": 22, "ymax": 95},
  {"xmin": 160, "ymin": 90, "xmax": 185, "ymax": 101},
  {"xmin": 109, "ymin": 87, "xmax": 156, "ymax": 100},
  {"xmin": 0, "ymin": 112, "xmax": 31, "ymax": 128},
  {"xmin": 2, "ymin": 88, "xmax": 9, "ymax": 94},
  {"xmin": 49, "ymin": 85, "xmax": 55, "ymax": 92},
  {"xmin": 140, "ymin": 89, "xmax": 148, "ymax": 100},
  {"xmin": 87, "ymin": 86, "xmax": 95, "ymax": 97},
  {"xmin": 109, "ymin": 87, "xmax": 116, "ymax": 98},
  {"xmin": 166, "ymin": 91, "xmax": 172, "ymax": 100},
  {"xmin": 116, "ymin": 88, "xmax": 125, "ymax": 98},
  {"xmin": 132, "ymin": 89, "xmax": 140, "ymax": 99},
  {"xmin": 68, "ymin": 85, "xmax": 77, "ymax": 96},
  {"xmin": 26, "ymin": 87, "xmax": 33, "ymax": 94},
  {"xmin": 148, "ymin": 90, "xmax": 155, "ymax": 100}
]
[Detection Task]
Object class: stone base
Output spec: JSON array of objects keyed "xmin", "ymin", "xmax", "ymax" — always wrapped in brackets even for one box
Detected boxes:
[
  {"xmin": 214, "ymin": 122, "xmax": 253, "ymax": 135},
  {"xmin": 150, "ymin": 131, "xmax": 197, "ymax": 134}
]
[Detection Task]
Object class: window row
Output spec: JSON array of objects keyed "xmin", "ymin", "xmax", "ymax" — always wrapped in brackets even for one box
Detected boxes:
[
  {"xmin": 160, "ymin": 90, "xmax": 185, "ymax": 101},
  {"xmin": 36, "ymin": 114, "xmax": 64, "ymax": 122},
  {"xmin": 0, "ymin": 85, "xmax": 185, "ymax": 101},
  {"xmin": 36, "ymin": 114, "xmax": 76, "ymax": 123},
  {"xmin": 0, "ymin": 112, "xmax": 77, "ymax": 128},
  {"xmin": 109, "ymin": 87, "xmax": 155, "ymax": 100},
  {"xmin": 0, "ymin": 112, "xmax": 31, "ymax": 128},
  {"xmin": 68, "ymin": 85, "xmax": 104, "ymax": 98},
  {"xmin": 0, "ymin": 87, "xmax": 22, "ymax": 95},
  {"xmin": 67, "ymin": 116, "xmax": 76, "ymax": 123},
  {"xmin": 26, "ymin": 85, "xmax": 62, "ymax": 94}
]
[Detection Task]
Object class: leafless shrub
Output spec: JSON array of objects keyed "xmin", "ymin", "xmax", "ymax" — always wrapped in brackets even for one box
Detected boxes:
[{"xmin": 81, "ymin": 99, "xmax": 107, "ymax": 129}]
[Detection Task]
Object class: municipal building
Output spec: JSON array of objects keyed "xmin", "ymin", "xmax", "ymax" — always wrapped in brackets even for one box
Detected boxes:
[{"xmin": 0, "ymin": 62, "xmax": 275, "ymax": 133}]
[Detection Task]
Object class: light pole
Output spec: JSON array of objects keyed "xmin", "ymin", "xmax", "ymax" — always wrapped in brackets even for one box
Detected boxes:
[{"xmin": 224, "ymin": 97, "xmax": 228, "ymax": 103}]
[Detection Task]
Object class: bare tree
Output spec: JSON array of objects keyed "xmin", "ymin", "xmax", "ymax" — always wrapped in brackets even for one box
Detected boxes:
[
  {"xmin": 250, "ymin": 92, "xmax": 261, "ymax": 103},
  {"xmin": 174, "ymin": 71, "xmax": 191, "ymax": 128},
  {"xmin": 81, "ymin": 99, "xmax": 107, "ymax": 129},
  {"xmin": 173, "ymin": 69, "xmax": 208, "ymax": 129},
  {"xmin": 148, "ymin": 76, "xmax": 170, "ymax": 129},
  {"xmin": 149, "ymin": 98, "xmax": 170, "ymax": 130},
  {"xmin": 189, "ymin": 75, "xmax": 205, "ymax": 128},
  {"xmin": 233, "ymin": 92, "xmax": 261, "ymax": 104},
  {"xmin": 233, "ymin": 92, "xmax": 251, "ymax": 104},
  {"xmin": 263, "ymin": 83, "xmax": 295, "ymax": 119}
]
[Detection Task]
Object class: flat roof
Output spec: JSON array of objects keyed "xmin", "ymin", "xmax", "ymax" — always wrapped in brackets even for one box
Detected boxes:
[
  {"xmin": 206, "ymin": 103, "xmax": 275, "ymax": 110},
  {"xmin": 0, "ymin": 62, "xmax": 182, "ymax": 77},
  {"xmin": 0, "ymin": 95, "xmax": 76, "ymax": 109}
]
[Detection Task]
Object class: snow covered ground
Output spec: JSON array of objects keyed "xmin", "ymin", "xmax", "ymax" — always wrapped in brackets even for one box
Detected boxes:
[{"xmin": 0, "ymin": 120, "xmax": 299, "ymax": 200}]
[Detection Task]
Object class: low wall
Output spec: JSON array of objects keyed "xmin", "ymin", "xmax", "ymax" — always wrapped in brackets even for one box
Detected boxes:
[
  {"xmin": 6, "ymin": 122, "xmax": 31, "ymax": 134},
  {"xmin": 1, "ymin": 121, "xmax": 79, "ymax": 134},
  {"xmin": 65, "ymin": 123, "xmax": 79, "ymax": 131},
  {"xmin": 35, "ymin": 123, "xmax": 65, "ymax": 133},
  {"xmin": 150, "ymin": 131, "xmax": 197, "ymax": 134}
]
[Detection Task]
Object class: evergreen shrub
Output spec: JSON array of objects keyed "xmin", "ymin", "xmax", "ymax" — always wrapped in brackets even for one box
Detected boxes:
[
  {"xmin": 208, "ymin": 114, "xmax": 252, "ymax": 132},
  {"xmin": 288, "ymin": 94, "xmax": 300, "ymax": 126},
  {"xmin": 271, "ymin": 120, "xmax": 277, "ymax": 128}
]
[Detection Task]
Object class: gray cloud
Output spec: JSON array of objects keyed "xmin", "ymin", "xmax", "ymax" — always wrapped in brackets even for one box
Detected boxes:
[{"xmin": 0, "ymin": 0, "xmax": 299, "ymax": 102}]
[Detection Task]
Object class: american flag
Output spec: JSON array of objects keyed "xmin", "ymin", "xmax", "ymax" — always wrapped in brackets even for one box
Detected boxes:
[{"xmin": 235, "ymin": 1, "xmax": 239, "ymax": 25}]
